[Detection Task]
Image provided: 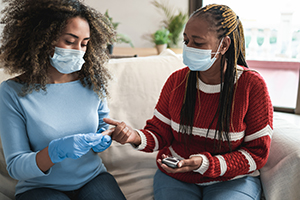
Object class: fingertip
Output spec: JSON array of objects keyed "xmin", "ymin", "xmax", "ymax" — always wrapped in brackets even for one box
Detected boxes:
[
  {"xmin": 103, "ymin": 135, "xmax": 111, "ymax": 143},
  {"xmin": 85, "ymin": 133, "xmax": 99, "ymax": 140},
  {"xmin": 103, "ymin": 134, "xmax": 111, "ymax": 139},
  {"xmin": 84, "ymin": 133, "xmax": 103, "ymax": 146},
  {"xmin": 177, "ymin": 161, "xmax": 182, "ymax": 168},
  {"xmin": 103, "ymin": 118, "xmax": 112, "ymax": 124},
  {"xmin": 101, "ymin": 128, "xmax": 112, "ymax": 136},
  {"xmin": 103, "ymin": 118, "xmax": 119, "ymax": 126},
  {"xmin": 161, "ymin": 154, "xmax": 168, "ymax": 159},
  {"xmin": 97, "ymin": 127, "xmax": 106, "ymax": 133}
]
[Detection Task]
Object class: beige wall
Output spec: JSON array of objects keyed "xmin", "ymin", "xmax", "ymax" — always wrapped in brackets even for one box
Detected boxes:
[
  {"xmin": 0, "ymin": 0, "xmax": 189, "ymax": 48},
  {"xmin": 84, "ymin": 0, "xmax": 188, "ymax": 48}
]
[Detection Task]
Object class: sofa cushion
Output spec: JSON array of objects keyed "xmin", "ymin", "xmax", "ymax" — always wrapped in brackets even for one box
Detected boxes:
[
  {"xmin": 0, "ymin": 138, "xmax": 18, "ymax": 200},
  {"xmin": 106, "ymin": 49, "xmax": 184, "ymax": 129},
  {"xmin": 100, "ymin": 49, "xmax": 185, "ymax": 199},
  {"xmin": 260, "ymin": 112, "xmax": 300, "ymax": 200}
]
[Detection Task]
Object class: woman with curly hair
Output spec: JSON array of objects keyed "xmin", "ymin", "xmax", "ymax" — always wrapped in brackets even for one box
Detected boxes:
[
  {"xmin": 104, "ymin": 4, "xmax": 273, "ymax": 200},
  {"xmin": 0, "ymin": 0, "xmax": 126, "ymax": 199}
]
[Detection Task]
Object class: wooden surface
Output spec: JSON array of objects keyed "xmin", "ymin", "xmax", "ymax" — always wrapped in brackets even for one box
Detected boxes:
[{"xmin": 112, "ymin": 47, "xmax": 183, "ymax": 57}]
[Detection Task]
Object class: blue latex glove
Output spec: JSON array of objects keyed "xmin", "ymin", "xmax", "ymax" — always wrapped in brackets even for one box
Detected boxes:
[
  {"xmin": 48, "ymin": 133, "xmax": 103, "ymax": 163},
  {"xmin": 92, "ymin": 128, "xmax": 112, "ymax": 152},
  {"xmin": 92, "ymin": 135, "xmax": 112, "ymax": 152}
]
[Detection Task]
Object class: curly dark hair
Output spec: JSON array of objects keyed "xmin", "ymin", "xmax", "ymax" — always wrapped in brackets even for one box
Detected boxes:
[{"xmin": 0, "ymin": 0, "xmax": 115, "ymax": 97}]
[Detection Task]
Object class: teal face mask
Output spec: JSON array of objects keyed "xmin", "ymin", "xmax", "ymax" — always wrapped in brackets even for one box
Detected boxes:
[
  {"xmin": 183, "ymin": 38, "xmax": 223, "ymax": 71},
  {"xmin": 50, "ymin": 47, "xmax": 85, "ymax": 74}
]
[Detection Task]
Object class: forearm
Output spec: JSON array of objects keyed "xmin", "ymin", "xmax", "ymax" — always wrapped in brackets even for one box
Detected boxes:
[
  {"xmin": 136, "ymin": 119, "xmax": 173, "ymax": 152},
  {"xmin": 36, "ymin": 147, "xmax": 54, "ymax": 172},
  {"xmin": 192, "ymin": 136, "xmax": 271, "ymax": 178}
]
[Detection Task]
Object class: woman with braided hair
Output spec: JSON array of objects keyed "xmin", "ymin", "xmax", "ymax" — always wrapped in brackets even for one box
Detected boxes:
[
  {"xmin": 0, "ymin": 0, "xmax": 126, "ymax": 199},
  {"xmin": 104, "ymin": 4, "xmax": 273, "ymax": 200}
]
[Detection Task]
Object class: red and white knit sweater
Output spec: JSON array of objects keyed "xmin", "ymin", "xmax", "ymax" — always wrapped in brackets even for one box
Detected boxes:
[{"xmin": 136, "ymin": 66, "xmax": 273, "ymax": 185}]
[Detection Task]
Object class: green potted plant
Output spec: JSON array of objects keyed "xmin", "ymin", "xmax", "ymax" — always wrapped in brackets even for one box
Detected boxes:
[
  {"xmin": 153, "ymin": 27, "xmax": 171, "ymax": 54},
  {"xmin": 152, "ymin": 0, "xmax": 188, "ymax": 48},
  {"xmin": 104, "ymin": 10, "xmax": 134, "ymax": 54}
]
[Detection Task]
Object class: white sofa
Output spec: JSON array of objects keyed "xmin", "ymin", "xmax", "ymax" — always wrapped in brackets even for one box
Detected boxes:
[{"xmin": 1, "ymin": 49, "xmax": 300, "ymax": 200}]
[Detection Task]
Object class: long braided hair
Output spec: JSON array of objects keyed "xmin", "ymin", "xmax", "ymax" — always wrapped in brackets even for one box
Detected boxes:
[
  {"xmin": 0, "ymin": 0, "xmax": 115, "ymax": 98},
  {"xmin": 179, "ymin": 4, "xmax": 248, "ymax": 154}
]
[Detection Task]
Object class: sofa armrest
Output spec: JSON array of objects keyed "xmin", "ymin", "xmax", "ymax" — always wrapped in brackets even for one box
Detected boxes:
[
  {"xmin": 0, "ymin": 138, "xmax": 18, "ymax": 200},
  {"xmin": 260, "ymin": 112, "xmax": 300, "ymax": 200}
]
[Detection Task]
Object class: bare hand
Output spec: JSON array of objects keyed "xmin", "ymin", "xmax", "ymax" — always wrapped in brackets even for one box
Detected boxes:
[
  {"xmin": 103, "ymin": 118, "xmax": 141, "ymax": 145},
  {"xmin": 157, "ymin": 154, "xmax": 203, "ymax": 174}
]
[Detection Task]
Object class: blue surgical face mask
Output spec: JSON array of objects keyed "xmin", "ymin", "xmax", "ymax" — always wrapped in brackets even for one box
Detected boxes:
[
  {"xmin": 50, "ymin": 47, "xmax": 86, "ymax": 74},
  {"xmin": 183, "ymin": 38, "xmax": 224, "ymax": 71}
]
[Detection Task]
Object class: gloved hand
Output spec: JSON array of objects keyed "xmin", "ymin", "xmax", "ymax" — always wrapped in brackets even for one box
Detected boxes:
[
  {"xmin": 48, "ymin": 133, "xmax": 103, "ymax": 163},
  {"xmin": 92, "ymin": 128, "xmax": 112, "ymax": 153}
]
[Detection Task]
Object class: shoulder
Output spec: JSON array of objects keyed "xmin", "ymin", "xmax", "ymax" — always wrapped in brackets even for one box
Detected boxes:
[
  {"xmin": 236, "ymin": 66, "xmax": 272, "ymax": 111},
  {"xmin": 166, "ymin": 67, "xmax": 189, "ymax": 84},
  {"xmin": 171, "ymin": 66, "xmax": 190, "ymax": 77},
  {"xmin": 238, "ymin": 66, "xmax": 264, "ymax": 80},
  {"xmin": 0, "ymin": 80, "xmax": 22, "ymax": 108},
  {"xmin": 237, "ymin": 66, "xmax": 272, "ymax": 111},
  {"xmin": 0, "ymin": 72, "xmax": 26, "ymax": 95},
  {"xmin": 0, "ymin": 80, "xmax": 19, "ymax": 95},
  {"xmin": 160, "ymin": 67, "xmax": 189, "ymax": 92},
  {"xmin": 238, "ymin": 66, "xmax": 268, "ymax": 90}
]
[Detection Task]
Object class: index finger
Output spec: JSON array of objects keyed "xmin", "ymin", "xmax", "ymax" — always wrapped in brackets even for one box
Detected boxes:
[{"xmin": 103, "ymin": 118, "xmax": 121, "ymax": 126}]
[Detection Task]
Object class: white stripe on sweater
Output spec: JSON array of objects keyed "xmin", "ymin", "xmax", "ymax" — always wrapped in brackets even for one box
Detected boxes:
[
  {"xmin": 154, "ymin": 109, "xmax": 171, "ymax": 125},
  {"xmin": 135, "ymin": 129, "xmax": 148, "ymax": 150},
  {"xmin": 216, "ymin": 155, "xmax": 227, "ymax": 176},
  {"xmin": 147, "ymin": 130, "xmax": 159, "ymax": 151},
  {"xmin": 154, "ymin": 107, "xmax": 272, "ymax": 143},
  {"xmin": 244, "ymin": 125, "xmax": 272, "ymax": 142},
  {"xmin": 197, "ymin": 66, "xmax": 244, "ymax": 94},
  {"xmin": 190, "ymin": 154, "xmax": 210, "ymax": 175},
  {"xmin": 154, "ymin": 109, "xmax": 245, "ymax": 142},
  {"xmin": 239, "ymin": 149, "xmax": 257, "ymax": 172},
  {"xmin": 135, "ymin": 129, "xmax": 159, "ymax": 151}
]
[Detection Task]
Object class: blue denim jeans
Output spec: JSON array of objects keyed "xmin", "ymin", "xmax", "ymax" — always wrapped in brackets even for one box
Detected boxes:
[
  {"xmin": 153, "ymin": 169, "xmax": 262, "ymax": 200},
  {"xmin": 15, "ymin": 172, "xmax": 126, "ymax": 200}
]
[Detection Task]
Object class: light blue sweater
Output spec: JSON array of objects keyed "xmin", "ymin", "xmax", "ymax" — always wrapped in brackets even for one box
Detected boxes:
[{"xmin": 0, "ymin": 80, "xmax": 109, "ymax": 195}]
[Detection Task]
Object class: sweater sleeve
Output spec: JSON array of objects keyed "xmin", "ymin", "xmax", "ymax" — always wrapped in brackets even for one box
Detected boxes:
[
  {"xmin": 0, "ymin": 82, "xmax": 48, "ymax": 181},
  {"xmin": 136, "ymin": 71, "xmax": 180, "ymax": 152},
  {"xmin": 191, "ymin": 72, "xmax": 273, "ymax": 178},
  {"xmin": 97, "ymin": 97, "xmax": 110, "ymax": 131}
]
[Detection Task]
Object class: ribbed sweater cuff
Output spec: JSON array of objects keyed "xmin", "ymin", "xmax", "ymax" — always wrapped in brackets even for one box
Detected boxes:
[
  {"xmin": 131, "ymin": 129, "xmax": 147, "ymax": 150},
  {"xmin": 190, "ymin": 154, "xmax": 209, "ymax": 174}
]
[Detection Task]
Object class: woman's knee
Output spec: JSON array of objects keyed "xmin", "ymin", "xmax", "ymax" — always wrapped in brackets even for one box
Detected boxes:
[
  {"xmin": 77, "ymin": 172, "xmax": 126, "ymax": 200},
  {"xmin": 203, "ymin": 176, "xmax": 262, "ymax": 200},
  {"xmin": 153, "ymin": 170, "xmax": 202, "ymax": 200},
  {"xmin": 15, "ymin": 188, "xmax": 70, "ymax": 200}
]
